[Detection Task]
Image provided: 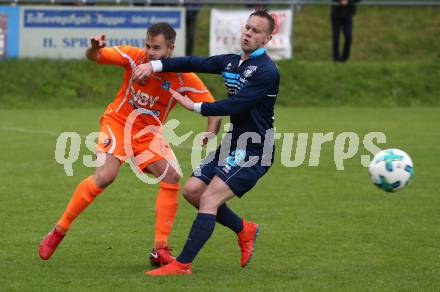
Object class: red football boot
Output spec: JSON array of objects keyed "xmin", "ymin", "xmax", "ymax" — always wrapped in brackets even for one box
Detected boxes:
[
  {"xmin": 237, "ymin": 221, "xmax": 260, "ymax": 268},
  {"xmin": 39, "ymin": 227, "xmax": 65, "ymax": 260},
  {"xmin": 149, "ymin": 246, "xmax": 175, "ymax": 267},
  {"xmin": 145, "ymin": 260, "xmax": 192, "ymax": 276}
]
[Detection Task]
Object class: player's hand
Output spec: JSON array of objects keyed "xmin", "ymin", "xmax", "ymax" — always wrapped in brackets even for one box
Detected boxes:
[
  {"xmin": 133, "ymin": 63, "xmax": 153, "ymax": 83},
  {"xmin": 200, "ymin": 132, "xmax": 216, "ymax": 146},
  {"xmin": 169, "ymin": 88, "xmax": 194, "ymax": 112},
  {"xmin": 90, "ymin": 34, "xmax": 106, "ymax": 49}
]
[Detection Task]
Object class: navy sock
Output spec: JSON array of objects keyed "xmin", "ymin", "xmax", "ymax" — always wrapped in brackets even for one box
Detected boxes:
[
  {"xmin": 216, "ymin": 204, "xmax": 244, "ymax": 234},
  {"xmin": 177, "ymin": 213, "xmax": 216, "ymax": 264}
]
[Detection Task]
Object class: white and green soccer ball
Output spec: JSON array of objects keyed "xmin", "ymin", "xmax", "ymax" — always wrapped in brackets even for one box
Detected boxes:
[{"xmin": 368, "ymin": 149, "xmax": 414, "ymax": 192}]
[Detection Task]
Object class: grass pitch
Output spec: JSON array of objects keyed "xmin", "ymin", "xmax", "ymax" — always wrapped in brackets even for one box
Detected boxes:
[{"xmin": 0, "ymin": 106, "xmax": 439, "ymax": 290}]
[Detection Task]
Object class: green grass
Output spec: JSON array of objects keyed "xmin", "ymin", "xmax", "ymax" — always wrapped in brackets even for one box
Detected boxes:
[{"xmin": 1, "ymin": 106, "xmax": 439, "ymax": 290}]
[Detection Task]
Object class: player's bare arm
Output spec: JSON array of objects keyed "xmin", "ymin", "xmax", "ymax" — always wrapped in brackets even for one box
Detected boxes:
[
  {"xmin": 202, "ymin": 116, "xmax": 222, "ymax": 145},
  {"xmin": 168, "ymin": 88, "xmax": 221, "ymax": 145},
  {"xmin": 86, "ymin": 34, "xmax": 106, "ymax": 62},
  {"xmin": 206, "ymin": 116, "xmax": 222, "ymax": 135},
  {"xmin": 169, "ymin": 88, "xmax": 195, "ymax": 111}
]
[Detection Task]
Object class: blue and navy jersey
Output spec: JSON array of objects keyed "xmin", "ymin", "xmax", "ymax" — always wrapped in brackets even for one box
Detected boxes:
[{"xmin": 161, "ymin": 48, "xmax": 280, "ymax": 152}]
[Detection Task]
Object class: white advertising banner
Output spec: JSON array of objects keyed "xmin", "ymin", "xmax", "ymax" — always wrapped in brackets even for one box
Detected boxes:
[
  {"xmin": 19, "ymin": 6, "xmax": 185, "ymax": 59},
  {"xmin": 210, "ymin": 9, "xmax": 293, "ymax": 60},
  {"xmin": 0, "ymin": 13, "xmax": 7, "ymax": 59}
]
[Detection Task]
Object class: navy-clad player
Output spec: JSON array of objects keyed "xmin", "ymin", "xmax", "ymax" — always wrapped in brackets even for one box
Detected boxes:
[{"xmin": 134, "ymin": 9, "xmax": 280, "ymax": 276}]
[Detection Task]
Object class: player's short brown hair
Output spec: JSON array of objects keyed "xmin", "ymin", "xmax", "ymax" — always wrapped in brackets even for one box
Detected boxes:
[
  {"xmin": 249, "ymin": 8, "xmax": 276, "ymax": 35},
  {"xmin": 147, "ymin": 22, "xmax": 176, "ymax": 45}
]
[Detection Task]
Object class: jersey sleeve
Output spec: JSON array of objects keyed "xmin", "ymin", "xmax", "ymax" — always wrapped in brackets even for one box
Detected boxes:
[
  {"xmin": 178, "ymin": 73, "xmax": 215, "ymax": 103},
  {"xmin": 97, "ymin": 46, "xmax": 143, "ymax": 68},
  {"xmin": 162, "ymin": 55, "xmax": 226, "ymax": 74}
]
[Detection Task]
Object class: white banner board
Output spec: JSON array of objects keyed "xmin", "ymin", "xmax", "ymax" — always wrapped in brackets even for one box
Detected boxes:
[
  {"xmin": 209, "ymin": 9, "xmax": 293, "ymax": 60},
  {"xmin": 0, "ymin": 13, "xmax": 7, "ymax": 59},
  {"xmin": 19, "ymin": 6, "xmax": 186, "ymax": 59}
]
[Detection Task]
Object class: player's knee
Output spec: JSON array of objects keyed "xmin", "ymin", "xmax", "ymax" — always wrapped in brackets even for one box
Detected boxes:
[
  {"xmin": 182, "ymin": 190, "xmax": 199, "ymax": 208},
  {"xmin": 183, "ymin": 180, "xmax": 203, "ymax": 201},
  {"xmin": 161, "ymin": 168, "xmax": 181, "ymax": 184},
  {"xmin": 183, "ymin": 182, "xmax": 198, "ymax": 198}
]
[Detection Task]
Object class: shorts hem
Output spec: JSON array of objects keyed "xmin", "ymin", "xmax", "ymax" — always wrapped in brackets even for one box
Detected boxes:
[
  {"xmin": 191, "ymin": 172, "xmax": 212, "ymax": 185},
  {"xmin": 213, "ymin": 167, "xmax": 245, "ymax": 198}
]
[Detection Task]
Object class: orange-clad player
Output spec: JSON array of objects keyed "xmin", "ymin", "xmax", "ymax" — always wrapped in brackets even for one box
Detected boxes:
[{"xmin": 39, "ymin": 22, "xmax": 221, "ymax": 266}]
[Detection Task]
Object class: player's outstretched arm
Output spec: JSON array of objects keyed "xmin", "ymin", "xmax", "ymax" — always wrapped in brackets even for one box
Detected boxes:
[
  {"xmin": 169, "ymin": 88, "xmax": 195, "ymax": 111},
  {"xmin": 170, "ymin": 68, "xmax": 278, "ymax": 116},
  {"xmin": 133, "ymin": 55, "xmax": 224, "ymax": 83},
  {"xmin": 86, "ymin": 34, "xmax": 106, "ymax": 62},
  {"xmin": 169, "ymin": 88, "xmax": 222, "ymax": 145},
  {"xmin": 160, "ymin": 56, "xmax": 224, "ymax": 74}
]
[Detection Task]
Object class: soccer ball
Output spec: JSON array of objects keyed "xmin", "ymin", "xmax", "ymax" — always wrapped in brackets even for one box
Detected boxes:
[{"xmin": 368, "ymin": 149, "xmax": 414, "ymax": 192}]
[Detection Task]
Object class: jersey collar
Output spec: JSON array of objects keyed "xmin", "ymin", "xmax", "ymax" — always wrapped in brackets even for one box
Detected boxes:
[{"xmin": 240, "ymin": 47, "xmax": 266, "ymax": 59}]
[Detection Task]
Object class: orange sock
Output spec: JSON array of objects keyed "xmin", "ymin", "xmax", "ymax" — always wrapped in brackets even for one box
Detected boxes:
[
  {"xmin": 154, "ymin": 182, "xmax": 179, "ymax": 248},
  {"xmin": 57, "ymin": 176, "xmax": 104, "ymax": 232}
]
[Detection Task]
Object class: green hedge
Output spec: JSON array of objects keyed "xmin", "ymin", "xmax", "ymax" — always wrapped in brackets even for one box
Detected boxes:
[{"xmin": 0, "ymin": 58, "xmax": 438, "ymax": 108}]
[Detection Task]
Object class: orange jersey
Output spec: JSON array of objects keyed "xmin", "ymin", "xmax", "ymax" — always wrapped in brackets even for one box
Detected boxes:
[{"xmin": 98, "ymin": 45, "xmax": 215, "ymax": 130}]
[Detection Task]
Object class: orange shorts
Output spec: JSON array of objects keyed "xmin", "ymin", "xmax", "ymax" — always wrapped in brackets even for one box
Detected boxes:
[{"xmin": 96, "ymin": 114, "xmax": 175, "ymax": 171}]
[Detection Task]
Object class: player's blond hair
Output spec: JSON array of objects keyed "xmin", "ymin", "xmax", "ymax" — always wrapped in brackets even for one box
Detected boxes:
[{"xmin": 250, "ymin": 8, "xmax": 276, "ymax": 35}]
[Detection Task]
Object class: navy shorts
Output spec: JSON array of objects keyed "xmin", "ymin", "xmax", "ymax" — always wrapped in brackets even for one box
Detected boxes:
[{"xmin": 192, "ymin": 147, "xmax": 269, "ymax": 197}]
